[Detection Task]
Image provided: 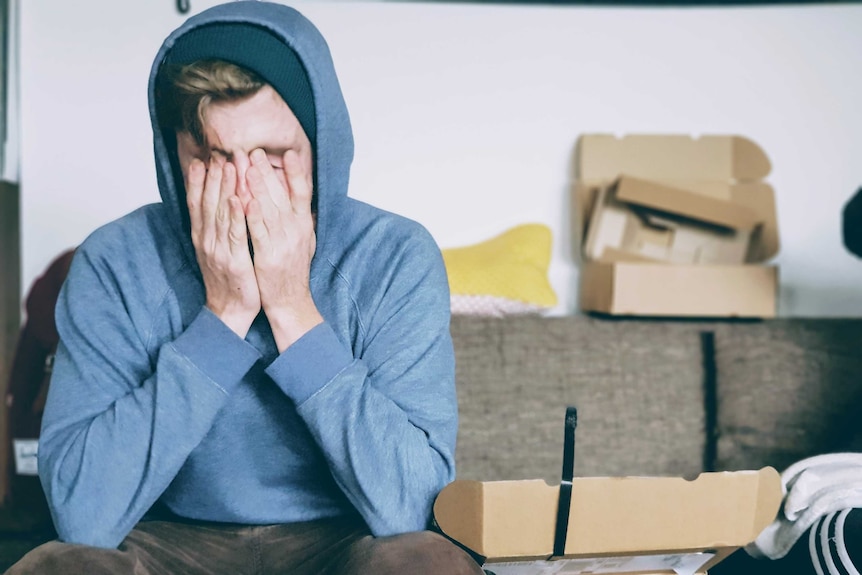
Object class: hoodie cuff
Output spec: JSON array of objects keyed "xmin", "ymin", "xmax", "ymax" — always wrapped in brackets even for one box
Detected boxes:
[
  {"xmin": 171, "ymin": 307, "xmax": 262, "ymax": 392},
  {"xmin": 266, "ymin": 322, "xmax": 354, "ymax": 405}
]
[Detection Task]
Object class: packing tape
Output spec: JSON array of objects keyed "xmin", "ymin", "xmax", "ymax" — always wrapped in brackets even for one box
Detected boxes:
[{"xmin": 553, "ymin": 406, "xmax": 578, "ymax": 558}]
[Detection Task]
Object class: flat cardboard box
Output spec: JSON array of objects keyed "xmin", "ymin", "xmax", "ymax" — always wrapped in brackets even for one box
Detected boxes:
[
  {"xmin": 434, "ymin": 468, "xmax": 782, "ymax": 575},
  {"xmin": 575, "ymin": 134, "xmax": 780, "ymax": 318}
]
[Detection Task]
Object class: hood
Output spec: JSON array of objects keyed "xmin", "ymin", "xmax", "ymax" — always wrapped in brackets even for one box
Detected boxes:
[{"xmin": 148, "ymin": 1, "xmax": 354, "ymax": 270}]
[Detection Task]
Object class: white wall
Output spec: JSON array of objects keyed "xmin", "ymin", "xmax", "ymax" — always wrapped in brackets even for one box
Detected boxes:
[{"xmin": 18, "ymin": 0, "xmax": 862, "ymax": 316}]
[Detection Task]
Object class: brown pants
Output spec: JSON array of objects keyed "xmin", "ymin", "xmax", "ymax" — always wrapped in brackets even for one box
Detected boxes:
[{"xmin": 5, "ymin": 517, "xmax": 485, "ymax": 575}]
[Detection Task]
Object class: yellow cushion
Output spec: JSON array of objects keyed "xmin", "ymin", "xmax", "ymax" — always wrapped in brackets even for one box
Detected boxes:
[{"xmin": 442, "ymin": 224, "xmax": 557, "ymax": 316}]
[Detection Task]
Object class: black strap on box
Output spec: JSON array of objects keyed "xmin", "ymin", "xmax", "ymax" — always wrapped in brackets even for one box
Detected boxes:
[{"xmin": 553, "ymin": 406, "xmax": 578, "ymax": 559}]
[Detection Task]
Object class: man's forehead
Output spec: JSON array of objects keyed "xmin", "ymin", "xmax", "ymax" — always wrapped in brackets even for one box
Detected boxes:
[{"xmin": 198, "ymin": 86, "xmax": 302, "ymax": 155}]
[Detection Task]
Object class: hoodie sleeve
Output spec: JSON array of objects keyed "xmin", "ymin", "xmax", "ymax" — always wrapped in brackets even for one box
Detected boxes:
[
  {"xmin": 265, "ymin": 227, "xmax": 457, "ymax": 536},
  {"xmin": 38, "ymin": 244, "xmax": 261, "ymax": 549}
]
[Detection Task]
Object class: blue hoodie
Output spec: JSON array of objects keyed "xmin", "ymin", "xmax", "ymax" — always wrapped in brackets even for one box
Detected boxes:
[{"xmin": 38, "ymin": 1, "xmax": 457, "ymax": 549}]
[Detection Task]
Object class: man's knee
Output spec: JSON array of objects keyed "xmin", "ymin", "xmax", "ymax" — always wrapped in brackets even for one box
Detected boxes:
[
  {"xmin": 341, "ymin": 530, "xmax": 484, "ymax": 575},
  {"xmin": 5, "ymin": 540, "xmax": 134, "ymax": 575}
]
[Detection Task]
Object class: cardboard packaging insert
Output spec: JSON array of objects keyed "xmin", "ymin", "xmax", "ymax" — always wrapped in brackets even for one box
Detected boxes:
[{"xmin": 575, "ymin": 134, "xmax": 780, "ymax": 318}]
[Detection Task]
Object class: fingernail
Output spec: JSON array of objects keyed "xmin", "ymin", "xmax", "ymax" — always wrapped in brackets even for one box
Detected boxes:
[{"xmin": 252, "ymin": 149, "xmax": 266, "ymax": 162}]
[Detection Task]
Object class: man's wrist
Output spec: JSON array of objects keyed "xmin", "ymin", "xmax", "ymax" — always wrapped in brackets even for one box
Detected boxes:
[
  {"xmin": 207, "ymin": 304, "xmax": 258, "ymax": 338},
  {"xmin": 266, "ymin": 303, "xmax": 324, "ymax": 353}
]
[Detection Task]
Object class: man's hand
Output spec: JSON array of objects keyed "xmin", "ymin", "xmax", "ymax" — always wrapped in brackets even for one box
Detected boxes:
[
  {"xmin": 187, "ymin": 158, "xmax": 261, "ymax": 337},
  {"xmin": 246, "ymin": 148, "xmax": 323, "ymax": 352}
]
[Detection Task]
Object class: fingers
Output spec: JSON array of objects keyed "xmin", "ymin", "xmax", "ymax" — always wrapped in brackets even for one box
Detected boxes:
[
  {"xmin": 187, "ymin": 158, "xmax": 223, "ymax": 251},
  {"xmin": 200, "ymin": 161, "xmax": 223, "ymax": 250},
  {"xmin": 283, "ymin": 150, "xmax": 313, "ymax": 217},
  {"xmin": 227, "ymin": 196, "xmax": 248, "ymax": 255},
  {"xmin": 246, "ymin": 148, "xmax": 314, "ymax": 219},
  {"xmin": 248, "ymin": 148, "xmax": 289, "ymax": 212},
  {"xmin": 187, "ymin": 158, "xmax": 249, "ymax": 261},
  {"xmin": 217, "ymin": 162, "xmax": 250, "ymax": 257},
  {"xmin": 223, "ymin": 165, "xmax": 248, "ymax": 255},
  {"xmin": 246, "ymin": 197, "xmax": 267, "ymax": 252},
  {"xmin": 186, "ymin": 159, "xmax": 206, "ymax": 238},
  {"xmin": 228, "ymin": 148, "xmax": 314, "ymax": 261}
]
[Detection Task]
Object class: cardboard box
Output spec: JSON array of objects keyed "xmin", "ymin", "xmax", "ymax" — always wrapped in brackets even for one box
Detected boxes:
[
  {"xmin": 434, "ymin": 467, "xmax": 782, "ymax": 575},
  {"xmin": 584, "ymin": 177, "xmax": 763, "ymax": 266},
  {"xmin": 575, "ymin": 134, "xmax": 780, "ymax": 318}
]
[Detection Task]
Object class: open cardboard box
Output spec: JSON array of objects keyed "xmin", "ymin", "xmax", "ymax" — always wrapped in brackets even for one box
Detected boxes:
[
  {"xmin": 434, "ymin": 468, "xmax": 783, "ymax": 575},
  {"xmin": 575, "ymin": 134, "xmax": 780, "ymax": 318}
]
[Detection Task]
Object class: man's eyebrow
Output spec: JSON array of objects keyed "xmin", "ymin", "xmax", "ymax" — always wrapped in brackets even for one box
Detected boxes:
[
  {"xmin": 207, "ymin": 147, "xmax": 290, "ymax": 160},
  {"xmin": 208, "ymin": 147, "xmax": 231, "ymax": 159}
]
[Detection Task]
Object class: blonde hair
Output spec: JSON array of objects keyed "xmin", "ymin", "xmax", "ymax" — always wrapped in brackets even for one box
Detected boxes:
[{"xmin": 158, "ymin": 59, "xmax": 265, "ymax": 145}]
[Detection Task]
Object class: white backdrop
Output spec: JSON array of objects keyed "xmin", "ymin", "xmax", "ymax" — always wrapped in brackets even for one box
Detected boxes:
[{"xmin": 18, "ymin": 0, "xmax": 862, "ymax": 316}]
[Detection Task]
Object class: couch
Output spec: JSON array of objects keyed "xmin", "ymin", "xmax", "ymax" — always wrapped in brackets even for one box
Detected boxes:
[{"xmin": 451, "ymin": 315, "xmax": 862, "ymax": 482}]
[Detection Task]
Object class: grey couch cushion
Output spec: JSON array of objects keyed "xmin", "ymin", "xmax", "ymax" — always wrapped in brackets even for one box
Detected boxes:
[
  {"xmin": 713, "ymin": 320, "xmax": 862, "ymax": 473},
  {"xmin": 450, "ymin": 316, "xmax": 707, "ymax": 482}
]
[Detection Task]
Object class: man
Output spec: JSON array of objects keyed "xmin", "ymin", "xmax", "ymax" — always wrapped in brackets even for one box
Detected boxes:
[{"xmin": 8, "ymin": 2, "xmax": 482, "ymax": 574}]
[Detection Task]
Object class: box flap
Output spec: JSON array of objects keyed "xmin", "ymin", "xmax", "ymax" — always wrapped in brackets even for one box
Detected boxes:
[
  {"xmin": 434, "ymin": 468, "xmax": 782, "ymax": 561},
  {"xmin": 730, "ymin": 183, "xmax": 781, "ymax": 262},
  {"xmin": 615, "ymin": 176, "xmax": 763, "ymax": 231},
  {"xmin": 435, "ymin": 479, "xmax": 561, "ymax": 558},
  {"xmin": 577, "ymin": 135, "xmax": 770, "ymax": 183},
  {"xmin": 432, "ymin": 478, "xmax": 487, "ymax": 553}
]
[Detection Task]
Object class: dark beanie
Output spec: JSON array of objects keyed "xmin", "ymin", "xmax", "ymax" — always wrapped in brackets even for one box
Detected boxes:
[{"xmin": 162, "ymin": 22, "xmax": 316, "ymax": 147}]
